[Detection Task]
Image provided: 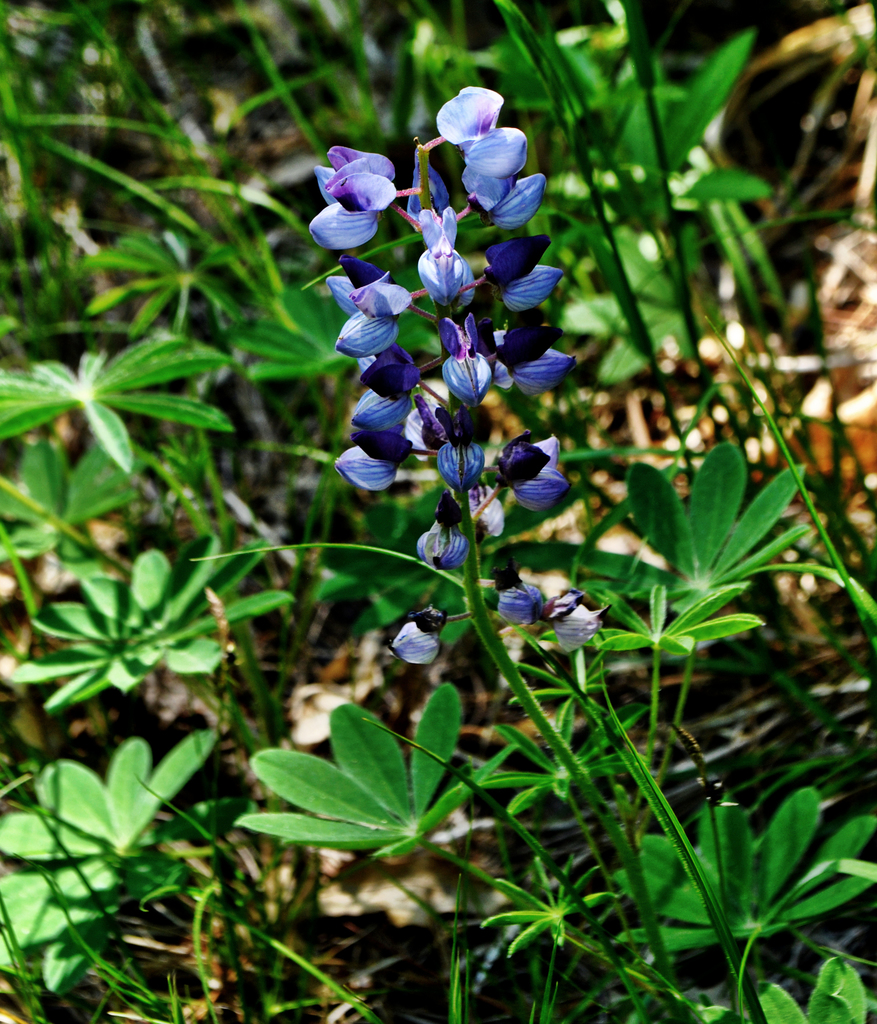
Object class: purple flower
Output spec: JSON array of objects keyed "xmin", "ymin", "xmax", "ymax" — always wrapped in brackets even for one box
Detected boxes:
[
  {"xmin": 497, "ymin": 432, "xmax": 570, "ymax": 512},
  {"xmin": 434, "ymin": 406, "xmax": 484, "ymax": 492},
  {"xmin": 495, "ymin": 325, "xmax": 575, "ymax": 396},
  {"xmin": 407, "ymin": 151, "xmax": 450, "ymax": 218},
  {"xmin": 350, "ymin": 390, "xmax": 411, "ymax": 431},
  {"xmin": 418, "ymin": 208, "xmax": 468, "ymax": 306},
  {"xmin": 484, "ymin": 236, "xmax": 563, "ymax": 312},
  {"xmin": 416, "ymin": 491, "xmax": 470, "ymax": 570},
  {"xmin": 469, "ymin": 484, "xmax": 504, "ymax": 540},
  {"xmin": 350, "ymin": 345, "xmax": 419, "ymax": 430},
  {"xmin": 463, "ymin": 168, "xmax": 546, "ymax": 229},
  {"xmin": 437, "ymin": 87, "xmax": 527, "ymax": 179},
  {"xmin": 543, "ymin": 590, "xmax": 606, "ymax": 652},
  {"xmin": 439, "ymin": 314, "xmax": 492, "ymax": 406},
  {"xmin": 473, "ymin": 318, "xmax": 514, "ymax": 390},
  {"xmin": 334, "ymin": 257, "xmax": 412, "ymax": 358},
  {"xmin": 493, "ymin": 560, "xmax": 543, "ymax": 625},
  {"xmin": 310, "ymin": 147, "xmax": 397, "ymax": 250}
]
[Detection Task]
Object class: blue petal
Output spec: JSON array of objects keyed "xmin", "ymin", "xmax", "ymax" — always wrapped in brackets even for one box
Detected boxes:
[
  {"xmin": 437, "ymin": 442, "xmax": 485, "ymax": 492},
  {"xmin": 462, "ymin": 166, "xmax": 512, "ymax": 211},
  {"xmin": 326, "ymin": 172, "xmax": 397, "ymax": 212},
  {"xmin": 461, "ymin": 128, "xmax": 527, "ymax": 178},
  {"xmin": 351, "ymin": 275, "xmax": 412, "ymax": 318},
  {"xmin": 315, "ymin": 166, "xmax": 338, "ymax": 205},
  {"xmin": 328, "ymin": 147, "xmax": 395, "ymax": 179},
  {"xmin": 492, "ymin": 361, "xmax": 514, "ymax": 390},
  {"xmin": 335, "ymin": 448, "xmax": 397, "ymax": 490},
  {"xmin": 335, "ymin": 313, "xmax": 399, "ymax": 358},
  {"xmin": 511, "ymin": 468, "xmax": 570, "ymax": 511},
  {"xmin": 417, "ymin": 524, "xmax": 470, "ymax": 570},
  {"xmin": 390, "ymin": 622, "xmax": 440, "ymax": 664},
  {"xmin": 408, "ymin": 157, "xmax": 450, "ymax": 217},
  {"xmin": 326, "ymin": 274, "xmax": 358, "ymax": 316},
  {"xmin": 309, "ymin": 205, "xmax": 379, "ymax": 250},
  {"xmin": 351, "ymin": 390, "xmax": 412, "ymax": 431},
  {"xmin": 442, "ymin": 354, "xmax": 492, "ymax": 407},
  {"xmin": 456, "ymin": 257, "xmax": 476, "ymax": 308},
  {"xmin": 418, "ymin": 250, "xmax": 465, "ymax": 306},
  {"xmin": 436, "ymin": 86, "xmax": 503, "ymax": 144},
  {"xmin": 492, "ymin": 174, "xmax": 547, "ymax": 229},
  {"xmin": 511, "ymin": 350, "xmax": 576, "ymax": 396},
  {"xmin": 498, "ymin": 584, "xmax": 543, "ymax": 625},
  {"xmin": 501, "ymin": 266, "xmax": 564, "ymax": 312}
]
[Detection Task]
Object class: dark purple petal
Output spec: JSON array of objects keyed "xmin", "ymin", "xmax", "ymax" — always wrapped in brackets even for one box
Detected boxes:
[
  {"xmin": 543, "ymin": 589, "xmax": 585, "ymax": 620},
  {"xmin": 360, "ymin": 362, "xmax": 420, "ymax": 397},
  {"xmin": 475, "ymin": 318, "xmax": 496, "ymax": 357},
  {"xmin": 496, "ymin": 326, "xmax": 564, "ymax": 367},
  {"xmin": 484, "ymin": 235, "xmax": 551, "ymax": 288},
  {"xmin": 339, "ymin": 255, "xmax": 392, "ymax": 289},
  {"xmin": 454, "ymin": 406, "xmax": 475, "ymax": 447},
  {"xmin": 351, "ymin": 429, "xmax": 413, "ymax": 463},
  {"xmin": 497, "ymin": 433, "xmax": 550, "ymax": 483},
  {"xmin": 408, "ymin": 606, "xmax": 448, "ymax": 633},
  {"xmin": 434, "ymin": 407, "xmax": 454, "ymax": 444},
  {"xmin": 435, "ymin": 490, "xmax": 462, "ymax": 527},
  {"xmin": 439, "ymin": 318, "xmax": 464, "ymax": 359},
  {"xmin": 492, "ymin": 559, "xmax": 523, "ymax": 592},
  {"xmin": 414, "ymin": 395, "xmax": 447, "ymax": 449}
]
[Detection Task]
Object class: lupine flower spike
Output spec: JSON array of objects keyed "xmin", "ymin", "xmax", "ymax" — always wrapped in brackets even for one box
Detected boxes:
[{"xmin": 436, "ymin": 87, "xmax": 528, "ymax": 179}]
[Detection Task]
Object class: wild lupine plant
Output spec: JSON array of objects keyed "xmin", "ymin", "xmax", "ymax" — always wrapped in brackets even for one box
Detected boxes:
[{"xmin": 311, "ymin": 86, "xmax": 600, "ymax": 664}]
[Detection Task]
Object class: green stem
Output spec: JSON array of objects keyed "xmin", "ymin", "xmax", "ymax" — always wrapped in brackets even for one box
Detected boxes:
[
  {"xmin": 417, "ymin": 143, "xmax": 432, "ymax": 213},
  {"xmin": 646, "ymin": 643, "xmax": 661, "ymax": 767},
  {"xmin": 0, "ymin": 519, "xmax": 37, "ymax": 619},
  {"xmin": 132, "ymin": 442, "xmax": 212, "ymax": 537},
  {"xmin": 457, "ymin": 497, "xmax": 677, "ymax": 986}
]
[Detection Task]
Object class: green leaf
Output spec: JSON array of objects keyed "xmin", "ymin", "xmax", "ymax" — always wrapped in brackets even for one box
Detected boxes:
[
  {"xmin": 19, "ymin": 441, "xmax": 64, "ymax": 514},
  {"xmin": 814, "ymin": 818, "xmax": 877, "ymax": 866},
  {"xmin": 627, "ymin": 463, "xmax": 695, "ymax": 577},
  {"xmin": 759, "ymin": 787, "xmax": 820, "ymax": 910},
  {"xmin": 105, "ymin": 392, "xmax": 233, "ymax": 431},
  {"xmin": 684, "ymin": 614, "xmax": 762, "ymax": 641},
  {"xmin": 0, "ymin": 862, "xmax": 117, "ymax": 968},
  {"xmin": 106, "ymin": 737, "xmax": 153, "ymax": 850},
  {"xmin": 0, "ymin": 813, "xmax": 105, "ymax": 860},
  {"xmin": 786, "ymin": 876, "xmax": 875, "ymax": 921},
  {"xmin": 236, "ymin": 812, "xmax": 399, "ymax": 850},
  {"xmin": 700, "ymin": 804, "xmax": 753, "ymax": 921},
  {"xmin": 713, "ymin": 469, "xmax": 798, "ymax": 575},
  {"xmin": 718, "ymin": 526, "xmax": 812, "ymax": 583},
  {"xmin": 251, "ymin": 749, "xmax": 396, "ymax": 826},
  {"xmin": 131, "ymin": 549, "xmax": 171, "ymax": 613},
  {"xmin": 129, "ymin": 284, "xmax": 177, "ymax": 338},
  {"xmin": 165, "ymin": 637, "xmax": 222, "ymax": 674},
  {"xmin": 36, "ymin": 761, "xmax": 115, "ymax": 843},
  {"xmin": 668, "ymin": 585, "xmax": 748, "ymax": 634},
  {"xmin": 411, "ymin": 684, "xmax": 461, "ymax": 818},
  {"xmin": 808, "ymin": 958, "xmax": 866, "ymax": 1024},
  {"xmin": 12, "ymin": 646, "xmax": 111, "ymax": 684},
  {"xmin": 493, "ymin": 723, "xmax": 554, "ymax": 773},
  {"xmin": 224, "ymin": 590, "xmax": 291, "ymax": 623},
  {"xmin": 32, "ymin": 603, "xmax": 110, "ymax": 640},
  {"xmin": 64, "ymin": 446, "xmax": 136, "ymax": 524},
  {"xmin": 650, "ymin": 584, "xmax": 667, "ymax": 637},
  {"xmin": 594, "ymin": 629, "xmax": 652, "ymax": 651},
  {"xmin": 43, "ymin": 667, "xmax": 117, "ymax": 712},
  {"xmin": 690, "ymin": 444, "xmax": 747, "ymax": 575},
  {"xmin": 636, "ymin": 834, "xmax": 710, "ymax": 924},
  {"xmin": 165, "ymin": 535, "xmax": 220, "ymax": 624},
  {"xmin": 683, "ymin": 169, "xmax": 772, "ymax": 203},
  {"xmin": 145, "ymin": 730, "xmax": 216, "ymax": 824},
  {"xmin": 664, "ymin": 30, "xmax": 756, "ymax": 170},
  {"xmin": 759, "ymin": 984, "xmax": 807, "ymax": 1024},
  {"xmin": 658, "ymin": 634, "xmax": 695, "ymax": 655},
  {"xmin": 330, "ymin": 704, "xmax": 410, "ymax": 823},
  {"xmin": 42, "ymin": 916, "xmax": 110, "ymax": 995},
  {"xmin": 122, "ymin": 852, "xmax": 188, "ymax": 902},
  {"xmin": 84, "ymin": 401, "xmax": 133, "ymax": 472},
  {"xmin": 96, "ymin": 337, "xmax": 230, "ymax": 392}
]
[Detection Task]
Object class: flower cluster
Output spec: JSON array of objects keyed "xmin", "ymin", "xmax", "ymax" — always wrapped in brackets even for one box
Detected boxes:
[{"xmin": 311, "ymin": 87, "xmax": 603, "ymax": 664}]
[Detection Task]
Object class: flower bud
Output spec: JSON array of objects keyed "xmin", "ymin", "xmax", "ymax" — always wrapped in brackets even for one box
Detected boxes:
[
  {"xmin": 437, "ymin": 442, "xmax": 485, "ymax": 492},
  {"xmin": 416, "ymin": 523, "xmax": 469, "ymax": 570},
  {"xmin": 389, "ymin": 606, "xmax": 447, "ymax": 665},
  {"xmin": 469, "ymin": 485, "xmax": 504, "ymax": 539}
]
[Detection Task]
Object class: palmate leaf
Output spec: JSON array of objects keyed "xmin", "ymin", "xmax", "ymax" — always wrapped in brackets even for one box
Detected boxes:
[
  {"xmin": 95, "ymin": 337, "xmax": 230, "ymax": 392},
  {"xmin": 240, "ymin": 686, "xmax": 462, "ymax": 850},
  {"xmin": 104, "ymin": 392, "xmax": 233, "ymax": 431},
  {"xmin": 84, "ymin": 401, "xmax": 134, "ymax": 473}
]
